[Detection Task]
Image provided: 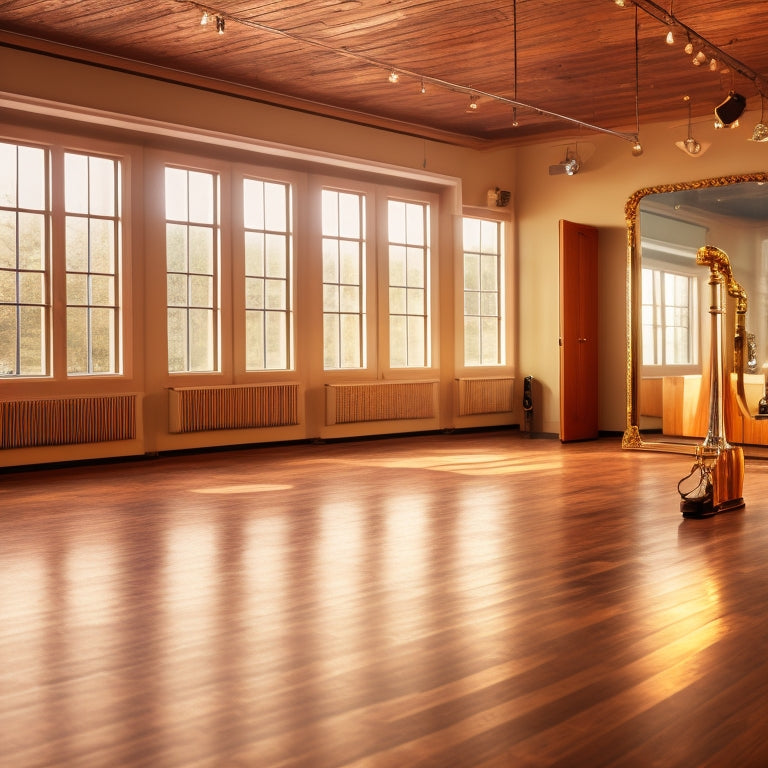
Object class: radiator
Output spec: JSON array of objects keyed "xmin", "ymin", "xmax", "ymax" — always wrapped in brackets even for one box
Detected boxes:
[
  {"xmin": 326, "ymin": 380, "xmax": 438, "ymax": 425},
  {"xmin": 0, "ymin": 394, "xmax": 136, "ymax": 449},
  {"xmin": 456, "ymin": 376, "xmax": 515, "ymax": 416},
  {"xmin": 168, "ymin": 383, "xmax": 299, "ymax": 433}
]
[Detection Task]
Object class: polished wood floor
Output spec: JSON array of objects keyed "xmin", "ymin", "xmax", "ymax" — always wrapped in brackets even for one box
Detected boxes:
[{"xmin": 3, "ymin": 431, "xmax": 768, "ymax": 768}]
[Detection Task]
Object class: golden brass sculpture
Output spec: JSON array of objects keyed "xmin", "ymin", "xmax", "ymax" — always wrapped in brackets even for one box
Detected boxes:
[{"xmin": 677, "ymin": 245, "xmax": 746, "ymax": 518}]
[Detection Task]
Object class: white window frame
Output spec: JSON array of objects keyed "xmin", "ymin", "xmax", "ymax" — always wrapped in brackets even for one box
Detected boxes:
[
  {"xmin": 378, "ymin": 186, "xmax": 440, "ymax": 375},
  {"xmin": 640, "ymin": 255, "xmax": 701, "ymax": 376},
  {"xmin": 0, "ymin": 129, "xmax": 131, "ymax": 386},
  {"xmin": 461, "ymin": 214, "xmax": 506, "ymax": 367}
]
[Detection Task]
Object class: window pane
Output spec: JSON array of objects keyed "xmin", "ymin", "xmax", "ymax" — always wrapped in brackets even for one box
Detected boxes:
[
  {"xmin": 89, "ymin": 156, "xmax": 116, "ymax": 217},
  {"xmin": 340, "ymin": 314, "xmax": 361, "ymax": 368},
  {"xmin": 243, "ymin": 177, "xmax": 292, "ymax": 371},
  {"xmin": 323, "ymin": 284, "xmax": 339, "ymax": 313},
  {"xmin": 243, "ymin": 179, "xmax": 264, "ymax": 230},
  {"xmin": 0, "ymin": 269, "xmax": 15, "ymax": 302},
  {"xmin": 464, "ymin": 316, "xmax": 481, "ymax": 367},
  {"xmin": 188, "ymin": 171, "xmax": 214, "ymax": 224},
  {"xmin": 340, "ymin": 285, "xmax": 359, "ymax": 313},
  {"xmin": 167, "ymin": 307, "xmax": 187, "ymax": 372},
  {"xmin": 0, "ymin": 142, "xmax": 18, "ymax": 207},
  {"xmin": 166, "ymin": 167, "xmax": 219, "ymax": 373},
  {"xmin": 1, "ymin": 143, "xmax": 50, "ymax": 377},
  {"xmin": 64, "ymin": 153, "xmax": 89, "ymax": 214},
  {"xmin": 165, "ymin": 168, "xmax": 188, "ymax": 221},
  {"xmin": 246, "ymin": 276, "xmax": 264, "ymax": 310},
  {"xmin": 66, "ymin": 306, "xmax": 88, "ymax": 373},
  {"xmin": 91, "ymin": 274, "xmax": 115, "ymax": 306},
  {"xmin": 189, "ymin": 274, "xmax": 212, "ymax": 307},
  {"xmin": 246, "ymin": 311, "xmax": 264, "ymax": 370},
  {"xmin": 388, "ymin": 200, "xmax": 430, "ymax": 368},
  {"xmin": 323, "ymin": 314, "xmax": 339, "ymax": 369},
  {"xmin": 641, "ymin": 265, "xmax": 697, "ymax": 368},
  {"xmin": 89, "ymin": 307, "xmax": 114, "ymax": 372},
  {"xmin": 0, "ymin": 304, "xmax": 16, "ymax": 374},
  {"xmin": 322, "ymin": 189, "xmax": 365, "ymax": 370},
  {"xmin": 245, "ymin": 232, "xmax": 265, "ymax": 277},
  {"xmin": 90, "ymin": 219, "xmax": 116, "ymax": 273},
  {"xmin": 0, "ymin": 210, "xmax": 16, "ymax": 269},
  {"xmin": 265, "ymin": 278, "xmax": 285, "ymax": 310},
  {"xmin": 265, "ymin": 234, "xmax": 287, "ymax": 278},
  {"xmin": 166, "ymin": 224, "xmax": 187, "ymax": 272},
  {"xmin": 19, "ymin": 271, "xmax": 45, "ymax": 305},
  {"xmin": 463, "ymin": 217, "xmax": 502, "ymax": 367},
  {"xmin": 189, "ymin": 226, "xmax": 213, "ymax": 274},
  {"xmin": 338, "ymin": 193, "xmax": 361, "ymax": 238},
  {"xmin": 264, "ymin": 311, "xmax": 287, "ymax": 370},
  {"xmin": 18, "ymin": 212, "xmax": 45, "ymax": 270},
  {"xmin": 65, "ymin": 153, "xmax": 121, "ymax": 375},
  {"xmin": 264, "ymin": 182, "xmax": 287, "ymax": 232},
  {"xmin": 189, "ymin": 308, "xmax": 214, "ymax": 370},
  {"xmin": 19, "ymin": 305, "xmax": 46, "ymax": 375},
  {"xmin": 66, "ymin": 273, "xmax": 88, "ymax": 305}
]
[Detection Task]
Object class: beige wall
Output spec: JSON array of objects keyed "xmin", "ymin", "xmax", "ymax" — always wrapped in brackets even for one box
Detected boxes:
[
  {"xmin": 515, "ymin": 120, "xmax": 768, "ymax": 435},
  {"xmin": 2, "ymin": 43, "xmax": 767, "ymax": 462}
]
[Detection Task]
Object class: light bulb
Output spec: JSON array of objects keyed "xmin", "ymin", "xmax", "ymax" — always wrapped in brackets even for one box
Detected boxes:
[
  {"xmin": 684, "ymin": 42, "xmax": 694, "ymax": 55},
  {"xmin": 666, "ymin": 29, "xmax": 674, "ymax": 45},
  {"xmin": 388, "ymin": 70, "xmax": 399, "ymax": 84},
  {"xmin": 200, "ymin": 10, "xmax": 209, "ymax": 25},
  {"xmin": 216, "ymin": 16, "xmax": 225, "ymax": 34},
  {"xmin": 709, "ymin": 58, "xmax": 718, "ymax": 72},
  {"xmin": 632, "ymin": 141, "xmax": 643, "ymax": 156}
]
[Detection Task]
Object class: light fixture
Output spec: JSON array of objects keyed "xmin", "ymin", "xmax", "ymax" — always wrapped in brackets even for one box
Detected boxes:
[
  {"xmin": 388, "ymin": 70, "xmax": 399, "ymax": 84},
  {"xmin": 675, "ymin": 95, "xmax": 709, "ymax": 156},
  {"xmin": 420, "ymin": 79, "xmax": 426, "ymax": 94},
  {"xmin": 692, "ymin": 51, "xmax": 706, "ymax": 66},
  {"xmin": 614, "ymin": 0, "xmax": 627, "ymax": 7},
  {"xmin": 216, "ymin": 15, "xmax": 225, "ymax": 34},
  {"xmin": 549, "ymin": 148, "xmax": 580, "ymax": 176},
  {"xmin": 715, "ymin": 91, "xmax": 746, "ymax": 127},
  {"xmin": 632, "ymin": 141, "xmax": 644, "ymax": 156},
  {"xmin": 665, "ymin": 2, "xmax": 674, "ymax": 44},
  {"xmin": 750, "ymin": 98, "xmax": 768, "ymax": 142},
  {"xmin": 467, "ymin": 94, "xmax": 479, "ymax": 111}
]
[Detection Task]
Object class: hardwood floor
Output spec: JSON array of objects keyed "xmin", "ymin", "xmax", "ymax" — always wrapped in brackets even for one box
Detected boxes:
[{"xmin": 3, "ymin": 430, "xmax": 768, "ymax": 767}]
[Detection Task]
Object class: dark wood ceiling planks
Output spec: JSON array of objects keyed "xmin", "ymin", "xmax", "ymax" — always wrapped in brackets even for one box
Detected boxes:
[{"xmin": 1, "ymin": 0, "xmax": 767, "ymax": 148}]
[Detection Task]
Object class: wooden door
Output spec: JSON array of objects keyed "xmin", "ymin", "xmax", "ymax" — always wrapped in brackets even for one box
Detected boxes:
[{"xmin": 559, "ymin": 220, "xmax": 599, "ymax": 442}]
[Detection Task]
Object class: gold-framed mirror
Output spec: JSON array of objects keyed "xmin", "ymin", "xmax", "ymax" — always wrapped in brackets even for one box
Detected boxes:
[{"xmin": 622, "ymin": 172, "xmax": 768, "ymax": 453}]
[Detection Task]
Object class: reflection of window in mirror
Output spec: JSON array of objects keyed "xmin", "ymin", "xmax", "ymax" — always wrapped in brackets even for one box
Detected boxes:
[{"xmin": 639, "ymin": 210, "xmax": 706, "ymax": 377}]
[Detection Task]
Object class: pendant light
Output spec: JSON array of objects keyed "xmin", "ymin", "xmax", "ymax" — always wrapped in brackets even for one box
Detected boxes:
[{"xmin": 675, "ymin": 95, "xmax": 710, "ymax": 156}]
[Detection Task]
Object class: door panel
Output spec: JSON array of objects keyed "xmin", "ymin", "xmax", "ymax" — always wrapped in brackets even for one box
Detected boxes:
[{"xmin": 560, "ymin": 220, "xmax": 599, "ymax": 442}]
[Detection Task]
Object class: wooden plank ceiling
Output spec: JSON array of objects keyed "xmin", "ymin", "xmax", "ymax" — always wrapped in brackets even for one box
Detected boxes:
[{"xmin": 1, "ymin": 0, "xmax": 767, "ymax": 149}]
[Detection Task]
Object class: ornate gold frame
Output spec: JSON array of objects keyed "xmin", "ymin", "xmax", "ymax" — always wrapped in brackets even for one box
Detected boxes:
[{"xmin": 622, "ymin": 171, "xmax": 768, "ymax": 450}]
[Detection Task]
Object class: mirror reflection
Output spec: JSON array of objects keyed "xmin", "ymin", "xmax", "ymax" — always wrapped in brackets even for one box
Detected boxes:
[{"xmin": 625, "ymin": 174, "xmax": 768, "ymax": 452}]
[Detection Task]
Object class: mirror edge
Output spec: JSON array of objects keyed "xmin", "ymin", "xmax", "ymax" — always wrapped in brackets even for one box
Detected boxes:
[{"xmin": 622, "ymin": 171, "xmax": 768, "ymax": 451}]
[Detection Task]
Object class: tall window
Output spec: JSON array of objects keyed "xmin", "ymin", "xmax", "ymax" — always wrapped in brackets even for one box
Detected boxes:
[
  {"xmin": 322, "ymin": 189, "xmax": 366, "ymax": 369},
  {"xmin": 243, "ymin": 178, "xmax": 293, "ymax": 370},
  {"xmin": 463, "ymin": 217, "xmax": 503, "ymax": 366},
  {"xmin": 165, "ymin": 167, "xmax": 219, "ymax": 373},
  {"xmin": 0, "ymin": 141, "xmax": 48, "ymax": 376},
  {"xmin": 388, "ymin": 199, "xmax": 430, "ymax": 368},
  {"xmin": 65, "ymin": 152, "xmax": 121, "ymax": 374},
  {"xmin": 642, "ymin": 266, "xmax": 699, "ymax": 367}
]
